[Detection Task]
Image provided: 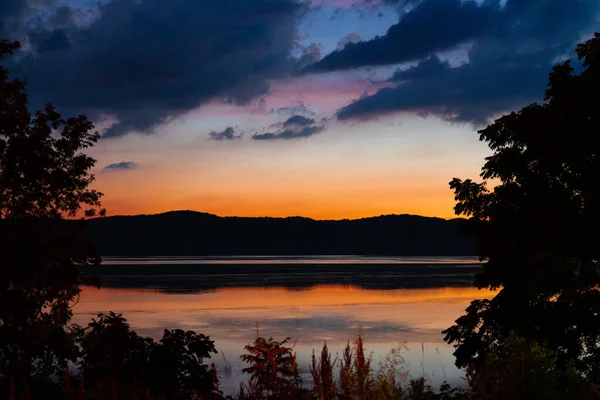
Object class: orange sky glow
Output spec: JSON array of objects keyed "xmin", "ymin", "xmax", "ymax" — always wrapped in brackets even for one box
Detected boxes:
[{"xmin": 90, "ymin": 114, "xmax": 489, "ymax": 220}]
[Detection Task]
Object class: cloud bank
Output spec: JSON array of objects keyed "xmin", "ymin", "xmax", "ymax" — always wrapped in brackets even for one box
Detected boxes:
[
  {"xmin": 5, "ymin": 0, "xmax": 598, "ymax": 134},
  {"xmin": 309, "ymin": 0, "xmax": 600, "ymax": 125},
  {"xmin": 307, "ymin": 0, "xmax": 502, "ymax": 72},
  {"xmin": 4, "ymin": 0, "xmax": 307, "ymax": 137}
]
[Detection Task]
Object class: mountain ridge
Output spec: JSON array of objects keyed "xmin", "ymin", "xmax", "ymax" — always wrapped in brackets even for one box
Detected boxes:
[
  {"xmin": 86, "ymin": 210, "xmax": 474, "ymax": 256},
  {"xmin": 93, "ymin": 209, "xmax": 459, "ymax": 222}
]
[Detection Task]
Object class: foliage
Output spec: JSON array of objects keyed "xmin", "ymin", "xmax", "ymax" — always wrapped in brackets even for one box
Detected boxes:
[
  {"xmin": 307, "ymin": 334, "xmax": 449, "ymax": 400},
  {"xmin": 444, "ymin": 32, "xmax": 600, "ymax": 382},
  {"xmin": 0, "ymin": 38, "xmax": 104, "ymax": 392},
  {"xmin": 435, "ymin": 382, "xmax": 465, "ymax": 400},
  {"xmin": 151, "ymin": 327, "xmax": 220, "ymax": 397},
  {"xmin": 76, "ymin": 312, "xmax": 220, "ymax": 399},
  {"xmin": 310, "ymin": 341, "xmax": 336, "ymax": 400},
  {"xmin": 353, "ymin": 333, "xmax": 372, "ymax": 399},
  {"xmin": 371, "ymin": 344, "xmax": 409, "ymax": 400},
  {"xmin": 465, "ymin": 331, "xmax": 594, "ymax": 400},
  {"xmin": 239, "ymin": 336, "xmax": 303, "ymax": 399},
  {"xmin": 75, "ymin": 312, "xmax": 154, "ymax": 395},
  {"xmin": 338, "ymin": 341, "xmax": 354, "ymax": 400},
  {"xmin": 0, "ymin": 38, "xmax": 224, "ymax": 400},
  {"xmin": 406, "ymin": 378, "xmax": 434, "ymax": 400}
]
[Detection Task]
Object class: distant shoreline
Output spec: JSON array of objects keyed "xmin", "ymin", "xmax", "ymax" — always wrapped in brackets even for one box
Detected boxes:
[{"xmin": 85, "ymin": 211, "xmax": 476, "ymax": 257}]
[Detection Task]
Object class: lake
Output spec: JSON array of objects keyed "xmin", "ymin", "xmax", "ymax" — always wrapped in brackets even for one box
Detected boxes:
[{"xmin": 74, "ymin": 256, "xmax": 493, "ymax": 394}]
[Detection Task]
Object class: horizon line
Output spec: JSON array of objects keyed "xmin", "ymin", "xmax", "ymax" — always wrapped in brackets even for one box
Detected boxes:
[{"xmin": 92, "ymin": 209, "xmax": 461, "ymax": 222}]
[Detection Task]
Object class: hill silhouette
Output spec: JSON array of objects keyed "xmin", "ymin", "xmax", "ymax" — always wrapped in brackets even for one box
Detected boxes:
[{"xmin": 85, "ymin": 211, "xmax": 475, "ymax": 256}]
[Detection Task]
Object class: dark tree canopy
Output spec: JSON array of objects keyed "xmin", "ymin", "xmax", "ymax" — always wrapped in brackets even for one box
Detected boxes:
[
  {"xmin": 0, "ymin": 39, "xmax": 103, "ymax": 383},
  {"xmin": 444, "ymin": 33, "xmax": 600, "ymax": 381},
  {"xmin": 0, "ymin": 39, "xmax": 224, "ymax": 399},
  {"xmin": 76, "ymin": 312, "xmax": 219, "ymax": 399}
]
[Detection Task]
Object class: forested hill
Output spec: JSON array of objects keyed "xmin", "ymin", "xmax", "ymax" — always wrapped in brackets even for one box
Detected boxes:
[{"xmin": 85, "ymin": 211, "xmax": 475, "ymax": 256}]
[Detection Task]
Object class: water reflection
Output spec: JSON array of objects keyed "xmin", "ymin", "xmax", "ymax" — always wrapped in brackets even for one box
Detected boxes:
[
  {"xmin": 82, "ymin": 257, "xmax": 483, "ymax": 293},
  {"xmin": 101, "ymin": 256, "xmax": 481, "ymax": 265},
  {"xmin": 73, "ymin": 284, "xmax": 495, "ymax": 392}
]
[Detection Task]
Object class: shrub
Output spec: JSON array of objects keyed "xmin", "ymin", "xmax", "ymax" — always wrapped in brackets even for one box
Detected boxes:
[{"xmin": 239, "ymin": 337, "xmax": 304, "ymax": 400}]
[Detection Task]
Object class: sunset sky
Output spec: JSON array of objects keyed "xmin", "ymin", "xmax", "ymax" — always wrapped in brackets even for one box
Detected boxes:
[{"xmin": 3, "ymin": 0, "xmax": 599, "ymax": 219}]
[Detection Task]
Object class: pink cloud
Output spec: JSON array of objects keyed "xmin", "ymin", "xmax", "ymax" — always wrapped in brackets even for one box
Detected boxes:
[
  {"xmin": 266, "ymin": 73, "xmax": 391, "ymax": 113},
  {"xmin": 184, "ymin": 72, "xmax": 392, "ymax": 124}
]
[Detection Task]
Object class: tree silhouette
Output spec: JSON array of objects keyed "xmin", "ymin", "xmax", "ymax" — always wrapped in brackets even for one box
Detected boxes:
[
  {"xmin": 76, "ymin": 312, "xmax": 219, "ymax": 399},
  {"xmin": 0, "ymin": 39, "xmax": 103, "ymax": 389},
  {"xmin": 444, "ymin": 33, "xmax": 600, "ymax": 382},
  {"xmin": 240, "ymin": 337, "xmax": 302, "ymax": 399},
  {"xmin": 0, "ymin": 39, "xmax": 225, "ymax": 399}
]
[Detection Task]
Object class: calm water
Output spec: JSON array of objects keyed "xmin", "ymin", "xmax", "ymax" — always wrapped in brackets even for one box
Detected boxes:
[
  {"xmin": 101, "ymin": 256, "xmax": 481, "ymax": 265},
  {"xmin": 74, "ymin": 256, "xmax": 492, "ymax": 394}
]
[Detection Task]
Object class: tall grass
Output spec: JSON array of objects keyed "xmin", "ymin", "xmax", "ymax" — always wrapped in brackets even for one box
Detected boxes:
[
  {"xmin": 6, "ymin": 333, "xmax": 453, "ymax": 400},
  {"xmin": 310, "ymin": 341, "xmax": 336, "ymax": 400},
  {"xmin": 19, "ymin": 331, "xmax": 593, "ymax": 399},
  {"xmin": 308, "ymin": 334, "xmax": 441, "ymax": 400}
]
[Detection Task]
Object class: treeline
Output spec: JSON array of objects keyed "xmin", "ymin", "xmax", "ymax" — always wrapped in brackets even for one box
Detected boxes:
[{"xmin": 84, "ymin": 212, "xmax": 475, "ymax": 256}]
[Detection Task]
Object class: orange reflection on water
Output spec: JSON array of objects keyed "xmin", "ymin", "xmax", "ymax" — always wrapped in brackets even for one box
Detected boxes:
[
  {"xmin": 74, "ymin": 284, "xmax": 497, "ymax": 390},
  {"xmin": 74, "ymin": 284, "xmax": 496, "ymax": 342},
  {"xmin": 76, "ymin": 285, "xmax": 494, "ymax": 310}
]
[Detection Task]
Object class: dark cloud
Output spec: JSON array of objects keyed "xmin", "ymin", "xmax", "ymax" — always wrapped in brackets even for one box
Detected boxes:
[
  {"xmin": 306, "ymin": 0, "xmax": 503, "ymax": 72},
  {"xmin": 338, "ymin": 54, "xmax": 549, "ymax": 125},
  {"xmin": 252, "ymin": 132, "xmax": 278, "ymax": 140},
  {"xmin": 336, "ymin": 0, "xmax": 600, "ymax": 124},
  {"xmin": 103, "ymin": 161, "xmax": 138, "ymax": 171},
  {"xmin": 326, "ymin": 0, "xmax": 398, "ymax": 20},
  {"xmin": 252, "ymin": 115, "xmax": 325, "ymax": 140},
  {"xmin": 294, "ymin": 43, "xmax": 323, "ymax": 70},
  {"xmin": 6, "ymin": 0, "xmax": 307, "ymax": 138},
  {"xmin": 283, "ymin": 115, "xmax": 315, "ymax": 127},
  {"xmin": 29, "ymin": 29, "xmax": 71, "ymax": 52},
  {"xmin": 389, "ymin": 55, "xmax": 450, "ymax": 82},
  {"xmin": 1, "ymin": 2, "xmax": 93, "ymax": 44},
  {"xmin": 0, "ymin": 0, "xmax": 55, "ymax": 38},
  {"xmin": 270, "ymin": 101, "xmax": 316, "ymax": 117},
  {"xmin": 209, "ymin": 127, "xmax": 242, "ymax": 141},
  {"xmin": 336, "ymin": 32, "xmax": 361, "ymax": 51},
  {"xmin": 252, "ymin": 125, "xmax": 325, "ymax": 140}
]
